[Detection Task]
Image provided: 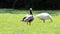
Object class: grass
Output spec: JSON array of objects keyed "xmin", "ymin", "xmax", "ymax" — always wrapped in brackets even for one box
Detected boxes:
[{"xmin": 0, "ymin": 9, "xmax": 60, "ymax": 34}]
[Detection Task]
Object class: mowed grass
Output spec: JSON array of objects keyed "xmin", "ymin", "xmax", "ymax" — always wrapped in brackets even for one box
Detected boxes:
[{"xmin": 0, "ymin": 9, "xmax": 60, "ymax": 34}]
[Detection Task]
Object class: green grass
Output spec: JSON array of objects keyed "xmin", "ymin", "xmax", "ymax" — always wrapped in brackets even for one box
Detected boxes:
[{"xmin": 0, "ymin": 9, "xmax": 60, "ymax": 34}]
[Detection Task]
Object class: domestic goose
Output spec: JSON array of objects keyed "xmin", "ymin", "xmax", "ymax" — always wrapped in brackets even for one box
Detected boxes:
[{"xmin": 37, "ymin": 13, "xmax": 53, "ymax": 23}]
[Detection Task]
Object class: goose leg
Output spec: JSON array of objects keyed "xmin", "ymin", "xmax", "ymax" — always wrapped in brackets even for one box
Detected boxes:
[
  {"xmin": 43, "ymin": 19, "xmax": 45, "ymax": 23},
  {"xmin": 29, "ymin": 22, "xmax": 31, "ymax": 25},
  {"xmin": 27, "ymin": 22, "xmax": 28, "ymax": 25}
]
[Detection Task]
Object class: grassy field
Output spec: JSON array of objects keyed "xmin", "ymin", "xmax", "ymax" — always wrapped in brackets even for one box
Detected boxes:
[{"xmin": 0, "ymin": 9, "xmax": 60, "ymax": 34}]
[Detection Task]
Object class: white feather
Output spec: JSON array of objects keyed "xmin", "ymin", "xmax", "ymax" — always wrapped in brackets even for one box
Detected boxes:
[
  {"xmin": 30, "ymin": 8, "xmax": 32, "ymax": 10},
  {"xmin": 24, "ymin": 14, "xmax": 33, "ymax": 22},
  {"xmin": 37, "ymin": 13, "xmax": 52, "ymax": 20}
]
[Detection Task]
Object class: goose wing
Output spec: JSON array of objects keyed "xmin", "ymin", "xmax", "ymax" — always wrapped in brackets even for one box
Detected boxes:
[{"xmin": 24, "ymin": 15, "xmax": 33, "ymax": 22}]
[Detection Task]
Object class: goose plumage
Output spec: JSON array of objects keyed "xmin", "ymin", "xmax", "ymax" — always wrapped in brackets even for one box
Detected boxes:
[
  {"xmin": 22, "ymin": 8, "xmax": 34, "ymax": 25},
  {"xmin": 37, "ymin": 13, "xmax": 53, "ymax": 23}
]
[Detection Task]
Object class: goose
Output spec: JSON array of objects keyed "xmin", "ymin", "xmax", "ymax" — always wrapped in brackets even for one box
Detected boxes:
[
  {"xmin": 21, "ymin": 8, "xmax": 34, "ymax": 25},
  {"xmin": 37, "ymin": 13, "xmax": 53, "ymax": 23}
]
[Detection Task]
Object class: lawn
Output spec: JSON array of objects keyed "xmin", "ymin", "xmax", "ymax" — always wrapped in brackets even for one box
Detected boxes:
[{"xmin": 0, "ymin": 9, "xmax": 60, "ymax": 34}]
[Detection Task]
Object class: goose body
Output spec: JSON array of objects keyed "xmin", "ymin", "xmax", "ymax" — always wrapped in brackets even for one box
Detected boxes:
[
  {"xmin": 37, "ymin": 13, "xmax": 53, "ymax": 23},
  {"xmin": 22, "ymin": 8, "xmax": 34, "ymax": 25},
  {"xmin": 22, "ymin": 14, "xmax": 34, "ymax": 22}
]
